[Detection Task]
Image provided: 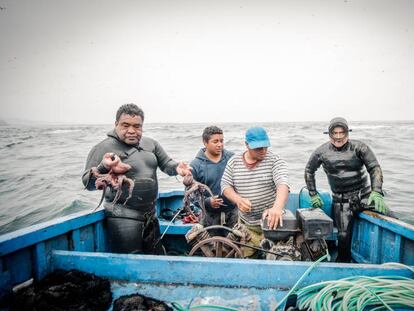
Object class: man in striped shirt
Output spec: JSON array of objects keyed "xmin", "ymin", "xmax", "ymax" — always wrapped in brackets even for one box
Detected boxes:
[{"xmin": 221, "ymin": 126, "xmax": 290, "ymax": 258}]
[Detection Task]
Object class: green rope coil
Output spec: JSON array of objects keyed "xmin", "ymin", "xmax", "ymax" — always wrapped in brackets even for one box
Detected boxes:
[
  {"xmin": 274, "ymin": 250, "xmax": 331, "ymax": 310},
  {"xmin": 171, "ymin": 302, "xmax": 241, "ymax": 311},
  {"xmin": 295, "ymin": 274, "xmax": 414, "ymax": 310}
]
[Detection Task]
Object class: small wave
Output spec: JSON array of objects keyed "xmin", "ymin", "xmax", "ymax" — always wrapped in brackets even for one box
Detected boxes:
[
  {"xmin": 351, "ymin": 125, "xmax": 392, "ymax": 130},
  {"xmin": 21, "ymin": 136, "xmax": 34, "ymax": 141},
  {"xmin": 3, "ymin": 136, "xmax": 35, "ymax": 146},
  {"xmin": 16, "ymin": 175, "xmax": 28, "ymax": 182},
  {"xmin": 63, "ymin": 199, "xmax": 91, "ymax": 211},
  {"xmin": 297, "ymin": 125, "xmax": 315, "ymax": 130},
  {"xmin": 4, "ymin": 141, "xmax": 23, "ymax": 148},
  {"xmin": 171, "ymin": 134, "xmax": 200, "ymax": 139},
  {"xmin": 49, "ymin": 129, "xmax": 82, "ymax": 134}
]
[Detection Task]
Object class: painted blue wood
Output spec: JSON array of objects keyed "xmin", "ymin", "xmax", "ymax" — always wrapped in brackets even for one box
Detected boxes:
[
  {"xmin": 159, "ymin": 221, "xmax": 193, "ymax": 235},
  {"xmin": 45, "ymin": 234, "xmax": 69, "ymax": 256},
  {"xmin": 71, "ymin": 229, "xmax": 82, "ymax": 251},
  {"xmin": 6, "ymin": 249, "xmax": 32, "ymax": 286},
  {"xmin": 351, "ymin": 250, "xmax": 369, "ymax": 264},
  {"xmin": 393, "ymin": 234, "xmax": 402, "ymax": 263},
  {"xmin": 94, "ymin": 222, "xmax": 106, "ymax": 252},
  {"xmin": 51, "ymin": 250, "xmax": 414, "ymax": 289},
  {"xmin": 381, "ymin": 229, "xmax": 401, "ymax": 263},
  {"xmin": 156, "ymin": 191, "xmax": 185, "ymax": 218},
  {"xmin": 359, "ymin": 211, "xmax": 414, "ymax": 240},
  {"xmin": 72, "ymin": 226, "xmax": 95, "ymax": 252},
  {"xmin": 0, "ymin": 210, "xmax": 105, "ymax": 256},
  {"xmin": 370, "ymin": 225, "xmax": 380, "ymax": 264},
  {"xmin": 401, "ymin": 238, "xmax": 414, "ymax": 265},
  {"xmin": 33, "ymin": 242, "xmax": 49, "ymax": 280},
  {"xmin": 0, "ymin": 260, "xmax": 11, "ymax": 301},
  {"xmin": 352, "ymin": 211, "xmax": 414, "ymax": 264}
]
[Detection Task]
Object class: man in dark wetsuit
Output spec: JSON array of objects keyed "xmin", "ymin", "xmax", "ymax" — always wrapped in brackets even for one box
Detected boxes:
[
  {"xmin": 305, "ymin": 117, "xmax": 390, "ymax": 262},
  {"xmin": 82, "ymin": 104, "xmax": 191, "ymax": 254},
  {"xmin": 190, "ymin": 126, "xmax": 237, "ymax": 230}
]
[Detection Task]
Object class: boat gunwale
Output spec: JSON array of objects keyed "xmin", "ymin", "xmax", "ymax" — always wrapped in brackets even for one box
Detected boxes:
[{"xmin": 51, "ymin": 249, "xmax": 414, "ymax": 289}]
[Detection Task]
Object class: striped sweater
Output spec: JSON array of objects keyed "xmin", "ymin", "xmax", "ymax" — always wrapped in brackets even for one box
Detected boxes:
[{"xmin": 221, "ymin": 151, "xmax": 290, "ymax": 225}]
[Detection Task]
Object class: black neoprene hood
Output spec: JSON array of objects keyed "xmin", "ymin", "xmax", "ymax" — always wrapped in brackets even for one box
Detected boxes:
[{"xmin": 328, "ymin": 117, "xmax": 349, "ymax": 133}]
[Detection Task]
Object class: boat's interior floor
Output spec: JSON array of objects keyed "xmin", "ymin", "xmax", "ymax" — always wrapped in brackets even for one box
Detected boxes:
[{"xmin": 110, "ymin": 280, "xmax": 286, "ymax": 311}]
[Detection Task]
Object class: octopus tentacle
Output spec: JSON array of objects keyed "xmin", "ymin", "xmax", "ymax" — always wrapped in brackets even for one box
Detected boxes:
[
  {"xmin": 119, "ymin": 176, "xmax": 135, "ymax": 204},
  {"xmin": 93, "ymin": 183, "xmax": 107, "ymax": 211},
  {"xmin": 182, "ymin": 176, "xmax": 214, "ymax": 221},
  {"xmin": 89, "ymin": 157, "xmax": 134, "ymax": 210},
  {"xmin": 111, "ymin": 186, "xmax": 123, "ymax": 207}
]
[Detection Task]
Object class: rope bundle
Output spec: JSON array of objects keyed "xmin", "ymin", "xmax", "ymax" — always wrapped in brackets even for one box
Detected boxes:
[{"xmin": 296, "ymin": 274, "xmax": 414, "ymax": 311}]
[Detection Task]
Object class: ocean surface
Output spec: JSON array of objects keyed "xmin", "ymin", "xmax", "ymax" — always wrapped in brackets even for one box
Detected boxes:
[{"xmin": 1, "ymin": 121, "xmax": 413, "ymax": 235}]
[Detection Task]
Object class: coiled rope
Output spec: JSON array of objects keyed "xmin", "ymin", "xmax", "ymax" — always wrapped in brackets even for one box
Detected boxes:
[
  {"xmin": 171, "ymin": 302, "xmax": 240, "ymax": 311},
  {"xmin": 295, "ymin": 263, "xmax": 414, "ymax": 311},
  {"xmin": 274, "ymin": 251, "xmax": 331, "ymax": 310}
]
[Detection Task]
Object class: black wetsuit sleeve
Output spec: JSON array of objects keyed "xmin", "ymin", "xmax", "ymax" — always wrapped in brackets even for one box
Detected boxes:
[
  {"xmin": 81, "ymin": 145, "xmax": 109, "ymax": 190},
  {"xmin": 305, "ymin": 149, "xmax": 323, "ymax": 196},
  {"xmin": 357, "ymin": 143, "xmax": 383, "ymax": 194},
  {"xmin": 154, "ymin": 141, "xmax": 179, "ymax": 176}
]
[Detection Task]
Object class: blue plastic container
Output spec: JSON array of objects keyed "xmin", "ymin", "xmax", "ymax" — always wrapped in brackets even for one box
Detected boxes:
[{"xmin": 298, "ymin": 188, "xmax": 333, "ymax": 219}]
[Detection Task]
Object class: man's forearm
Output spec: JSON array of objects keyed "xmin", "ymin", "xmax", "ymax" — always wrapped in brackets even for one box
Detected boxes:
[
  {"xmin": 273, "ymin": 184, "xmax": 289, "ymax": 210},
  {"xmin": 222, "ymin": 187, "xmax": 241, "ymax": 205},
  {"xmin": 369, "ymin": 166, "xmax": 383, "ymax": 194},
  {"xmin": 304, "ymin": 171, "xmax": 318, "ymax": 196}
]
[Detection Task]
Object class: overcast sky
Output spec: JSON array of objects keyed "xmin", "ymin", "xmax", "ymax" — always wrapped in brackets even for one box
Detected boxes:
[{"xmin": 1, "ymin": 0, "xmax": 413, "ymax": 124}]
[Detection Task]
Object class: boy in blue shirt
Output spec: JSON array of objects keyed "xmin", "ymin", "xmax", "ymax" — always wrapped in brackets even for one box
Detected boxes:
[{"xmin": 190, "ymin": 126, "xmax": 237, "ymax": 228}]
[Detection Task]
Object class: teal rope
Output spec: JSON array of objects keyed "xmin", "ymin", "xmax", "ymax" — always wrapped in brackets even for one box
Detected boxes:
[
  {"xmin": 381, "ymin": 261, "xmax": 414, "ymax": 274},
  {"xmin": 274, "ymin": 250, "xmax": 331, "ymax": 310},
  {"xmin": 274, "ymin": 257, "xmax": 414, "ymax": 310},
  {"xmin": 295, "ymin": 274, "xmax": 414, "ymax": 310},
  {"xmin": 171, "ymin": 302, "xmax": 240, "ymax": 311}
]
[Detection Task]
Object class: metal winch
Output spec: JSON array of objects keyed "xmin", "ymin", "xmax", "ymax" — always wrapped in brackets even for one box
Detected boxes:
[{"xmin": 185, "ymin": 223, "xmax": 251, "ymax": 258}]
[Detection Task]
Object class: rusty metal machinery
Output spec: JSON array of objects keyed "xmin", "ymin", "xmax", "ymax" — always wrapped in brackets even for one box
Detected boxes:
[
  {"xmin": 185, "ymin": 224, "xmax": 251, "ymax": 258},
  {"xmin": 260, "ymin": 237, "xmax": 302, "ymax": 261},
  {"xmin": 184, "ymin": 208, "xmax": 332, "ymax": 262},
  {"xmin": 188, "ymin": 236, "xmax": 244, "ymax": 258}
]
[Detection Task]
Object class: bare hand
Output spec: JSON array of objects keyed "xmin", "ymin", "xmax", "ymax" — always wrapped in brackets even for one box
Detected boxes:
[
  {"xmin": 236, "ymin": 197, "xmax": 252, "ymax": 213},
  {"xmin": 262, "ymin": 207, "xmax": 283, "ymax": 230},
  {"xmin": 210, "ymin": 196, "xmax": 225, "ymax": 208},
  {"xmin": 176, "ymin": 162, "xmax": 192, "ymax": 177}
]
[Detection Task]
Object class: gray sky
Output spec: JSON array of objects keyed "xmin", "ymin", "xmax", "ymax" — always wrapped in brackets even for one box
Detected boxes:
[{"xmin": 1, "ymin": 0, "xmax": 413, "ymax": 124}]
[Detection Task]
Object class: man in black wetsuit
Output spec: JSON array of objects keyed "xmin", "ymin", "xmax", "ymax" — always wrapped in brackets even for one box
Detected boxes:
[
  {"xmin": 82, "ymin": 104, "xmax": 191, "ymax": 254},
  {"xmin": 304, "ymin": 117, "xmax": 390, "ymax": 262}
]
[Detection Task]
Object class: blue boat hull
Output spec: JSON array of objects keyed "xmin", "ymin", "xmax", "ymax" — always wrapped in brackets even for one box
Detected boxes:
[{"xmin": 1, "ymin": 190, "xmax": 413, "ymax": 310}]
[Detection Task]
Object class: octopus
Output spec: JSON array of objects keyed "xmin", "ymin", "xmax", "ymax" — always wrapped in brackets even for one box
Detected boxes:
[
  {"xmin": 89, "ymin": 153, "xmax": 135, "ymax": 211},
  {"xmin": 182, "ymin": 174, "xmax": 214, "ymax": 221}
]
